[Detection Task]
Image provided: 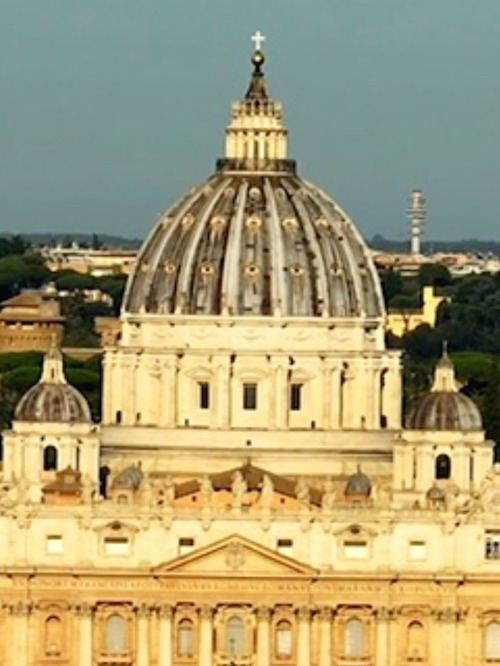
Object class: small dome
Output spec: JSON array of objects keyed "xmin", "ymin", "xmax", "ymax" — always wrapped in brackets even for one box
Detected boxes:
[
  {"xmin": 407, "ymin": 348, "xmax": 482, "ymax": 431},
  {"xmin": 14, "ymin": 345, "xmax": 91, "ymax": 423},
  {"xmin": 112, "ymin": 464, "xmax": 143, "ymax": 491},
  {"xmin": 426, "ymin": 484, "xmax": 445, "ymax": 501},
  {"xmin": 345, "ymin": 466, "xmax": 372, "ymax": 497},
  {"xmin": 408, "ymin": 392, "xmax": 482, "ymax": 431}
]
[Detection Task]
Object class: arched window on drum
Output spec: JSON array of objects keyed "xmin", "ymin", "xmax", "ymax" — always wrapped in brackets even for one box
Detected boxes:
[{"xmin": 43, "ymin": 445, "xmax": 58, "ymax": 471}]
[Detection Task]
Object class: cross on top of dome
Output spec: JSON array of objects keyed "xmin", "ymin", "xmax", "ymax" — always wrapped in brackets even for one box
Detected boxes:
[{"xmin": 251, "ymin": 30, "xmax": 266, "ymax": 52}]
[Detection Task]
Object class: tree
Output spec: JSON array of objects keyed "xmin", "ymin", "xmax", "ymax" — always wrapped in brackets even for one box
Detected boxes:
[{"xmin": 417, "ymin": 263, "xmax": 451, "ymax": 288}]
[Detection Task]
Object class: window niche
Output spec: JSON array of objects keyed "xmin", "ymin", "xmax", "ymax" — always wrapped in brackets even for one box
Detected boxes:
[
  {"xmin": 274, "ymin": 618, "xmax": 293, "ymax": 659},
  {"xmin": 435, "ymin": 453, "xmax": 451, "ymax": 480},
  {"xmin": 175, "ymin": 608, "xmax": 198, "ymax": 660},
  {"xmin": 242, "ymin": 383, "xmax": 258, "ymax": 410},
  {"xmin": 44, "ymin": 615, "xmax": 63, "ymax": 656},
  {"xmin": 485, "ymin": 531, "xmax": 500, "ymax": 560},
  {"xmin": 43, "ymin": 445, "xmax": 58, "ymax": 471},
  {"xmin": 105, "ymin": 614, "xmax": 126, "ymax": 652},
  {"xmin": 485, "ymin": 620, "xmax": 500, "ymax": 660},
  {"xmin": 289, "ymin": 383, "xmax": 303, "ymax": 411},
  {"xmin": 177, "ymin": 618, "xmax": 195, "ymax": 657},
  {"xmin": 95, "ymin": 520, "xmax": 138, "ymax": 558},
  {"xmin": 198, "ymin": 381, "xmax": 210, "ymax": 410},
  {"xmin": 336, "ymin": 524, "xmax": 375, "ymax": 561},
  {"xmin": 345, "ymin": 617, "xmax": 364, "ymax": 657}
]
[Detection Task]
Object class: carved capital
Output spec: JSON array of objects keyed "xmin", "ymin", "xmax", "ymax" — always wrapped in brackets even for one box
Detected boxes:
[
  {"xmin": 158, "ymin": 604, "xmax": 174, "ymax": 620},
  {"xmin": 256, "ymin": 606, "xmax": 271, "ymax": 622},
  {"xmin": 9, "ymin": 601, "xmax": 32, "ymax": 617},
  {"xmin": 296, "ymin": 606, "xmax": 311, "ymax": 622},
  {"xmin": 136, "ymin": 603, "xmax": 153, "ymax": 618},
  {"xmin": 433, "ymin": 607, "xmax": 463, "ymax": 623},
  {"xmin": 75, "ymin": 602, "xmax": 93, "ymax": 618},
  {"xmin": 317, "ymin": 606, "xmax": 333, "ymax": 622},
  {"xmin": 199, "ymin": 604, "xmax": 213, "ymax": 621},
  {"xmin": 375, "ymin": 606, "xmax": 396, "ymax": 622}
]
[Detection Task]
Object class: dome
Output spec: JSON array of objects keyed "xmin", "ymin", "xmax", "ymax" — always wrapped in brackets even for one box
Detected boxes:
[
  {"xmin": 111, "ymin": 464, "xmax": 143, "ymax": 491},
  {"xmin": 426, "ymin": 484, "xmax": 445, "ymax": 502},
  {"xmin": 123, "ymin": 50, "xmax": 384, "ymax": 319},
  {"xmin": 345, "ymin": 466, "xmax": 372, "ymax": 497},
  {"xmin": 407, "ymin": 348, "xmax": 482, "ymax": 432},
  {"xmin": 14, "ymin": 345, "xmax": 91, "ymax": 423}
]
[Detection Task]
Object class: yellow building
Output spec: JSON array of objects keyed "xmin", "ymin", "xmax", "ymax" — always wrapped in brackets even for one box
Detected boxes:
[
  {"xmin": 386, "ymin": 285, "xmax": 448, "ymax": 337},
  {"xmin": 0, "ymin": 41, "xmax": 499, "ymax": 666},
  {"xmin": 0, "ymin": 286, "xmax": 65, "ymax": 352}
]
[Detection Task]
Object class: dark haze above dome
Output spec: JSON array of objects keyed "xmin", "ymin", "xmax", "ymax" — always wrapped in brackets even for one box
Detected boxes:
[
  {"xmin": 14, "ymin": 344, "xmax": 91, "ymax": 424},
  {"xmin": 123, "ymin": 48, "xmax": 384, "ymax": 319}
]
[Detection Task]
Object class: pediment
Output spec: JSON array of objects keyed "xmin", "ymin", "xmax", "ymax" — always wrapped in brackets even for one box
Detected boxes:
[{"xmin": 155, "ymin": 534, "xmax": 316, "ymax": 577}]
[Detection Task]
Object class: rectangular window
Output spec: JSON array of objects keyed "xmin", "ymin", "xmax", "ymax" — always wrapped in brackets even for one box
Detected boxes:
[
  {"xmin": 104, "ymin": 537, "xmax": 130, "ymax": 556},
  {"xmin": 343, "ymin": 541, "xmax": 368, "ymax": 560},
  {"xmin": 409, "ymin": 541, "xmax": 427, "ymax": 561},
  {"xmin": 178, "ymin": 537, "xmax": 195, "ymax": 556},
  {"xmin": 485, "ymin": 531, "xmax": 500, "ymax": 559},
  {"xmin": 46, "ymin": 535, "xmax": 63, "ymax": 555},
  {"xmin": 198, "ymin": 382, "xmax": 210, "ymax": 409},
  {"xmin": 290, "ymin": 383, "xmax": 303, "ymax": 411},
  {"xmin": 243, "ymin": 383, "xmax": 257, "ymax": 410},
  {"xmin": 276, "ymin": 538, "xmax": 293, "ymax": 556}
]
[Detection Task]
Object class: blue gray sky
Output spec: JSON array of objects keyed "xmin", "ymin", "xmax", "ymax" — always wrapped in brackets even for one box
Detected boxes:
[{"xmin": 2, "ymin": 1, "xmax": 500, "ymax": 241}]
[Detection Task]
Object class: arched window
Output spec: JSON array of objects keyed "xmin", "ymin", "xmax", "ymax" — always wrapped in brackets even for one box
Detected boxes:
[
  {"xmin": 345, "ymin": 618, "xmax": 364, "ymax": 657},
  {"xmin": 485, "ymin": 621, "xmax": 500, "ymax": 659},
  {"xmin": 177, "ymin": 619, "xmax": 194, "ymax": 657},
  {"xmin": 275, "ymin": 619, "xmax": 292, "ymax": 657},
  {"xmin": 105, "ymin": 614, "xmax": 126, "ymax": 652},
  {"xmin": 226, "ymin": 616, "xmax": 245, "ymax": 656},
  {"xmin": 43, "ymin": 445, "xmax": 58, "ymax": 471},
  {"xmin": 435, "ymin": 453, "xmax": 451, "ymax": 480},
  {"xmin": 44, "ymin": 615, "xmax": 63, "ymax": 655},
  {"xmin": 407, "ymin": 621, "xmax": 425, "ymax": 659}
]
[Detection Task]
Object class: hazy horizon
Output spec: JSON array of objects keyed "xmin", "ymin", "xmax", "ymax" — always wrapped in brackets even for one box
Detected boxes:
[{"xmin": 2, "ymin": 1, "xmax": 500, "ymax": 242}]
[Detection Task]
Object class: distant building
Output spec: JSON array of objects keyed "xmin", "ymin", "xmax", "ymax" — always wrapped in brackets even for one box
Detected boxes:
[
  {"xmin": 42, "ymin": 243, "xmax": 137, "ymax": 276},
  {"xmin": 386, "ymin": 286, "xmax": 448, "ymax": 337},
  {"xmin": 0, "ymin": 285, "xmax": 64, "ymax": 351}
]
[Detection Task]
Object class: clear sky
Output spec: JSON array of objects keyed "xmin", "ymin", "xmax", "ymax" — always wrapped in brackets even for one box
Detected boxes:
[{"xmin": 2, "ymin": 0, "xmax": 500, "ymax": 241}]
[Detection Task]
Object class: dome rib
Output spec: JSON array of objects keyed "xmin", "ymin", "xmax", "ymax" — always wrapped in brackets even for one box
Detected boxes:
[
  {"xmin": 264, "ymin": 179, "xmax": 289, "ymax": 314},
  {"xmin": 221, "ymin": 180, "xmax": 248, "ymax": 315}
]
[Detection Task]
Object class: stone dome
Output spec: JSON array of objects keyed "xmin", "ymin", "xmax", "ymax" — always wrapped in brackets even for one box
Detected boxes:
[
  {"xmin": 14, "ymin": 345, "xmax": 91, "ymax": 424},
  {"xmin": 407, "ymin": 350, "xmax": 482, "ymax": 432},
  {"xmin": 111, "ymin": 464, "xmax": 143, "ymax": 491},
  {"xmin": 345, "ymin": 466, "xmax": 372, "ymax": 497},
  {"xmin": 122, "ymin": 50, "xmax": 384, "ymax": 320}
]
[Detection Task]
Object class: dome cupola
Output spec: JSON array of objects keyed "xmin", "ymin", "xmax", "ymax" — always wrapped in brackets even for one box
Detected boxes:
[
  {"xmin": 14, "ymin": 341, "xmax": 91, "ymax": 423},
  {"xmin": 345, "ymin": 465, "xmax": 372, "ymax": 498},
  {"xmin": 407, "ymin": 346, "xmax": 482, "ymax": 431},
  {"xmin": 122, "ymin": 39, "xmax": 384, "ymax": 320}
]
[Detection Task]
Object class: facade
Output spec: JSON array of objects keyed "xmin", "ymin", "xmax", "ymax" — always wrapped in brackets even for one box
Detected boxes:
[
  {"xmin": 0, "ymin": 286, "xmax": 64, "ymax": 352},
  {"xmin": 1, "ymin": 43, "xmax": 500, "ymax": 666}
]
